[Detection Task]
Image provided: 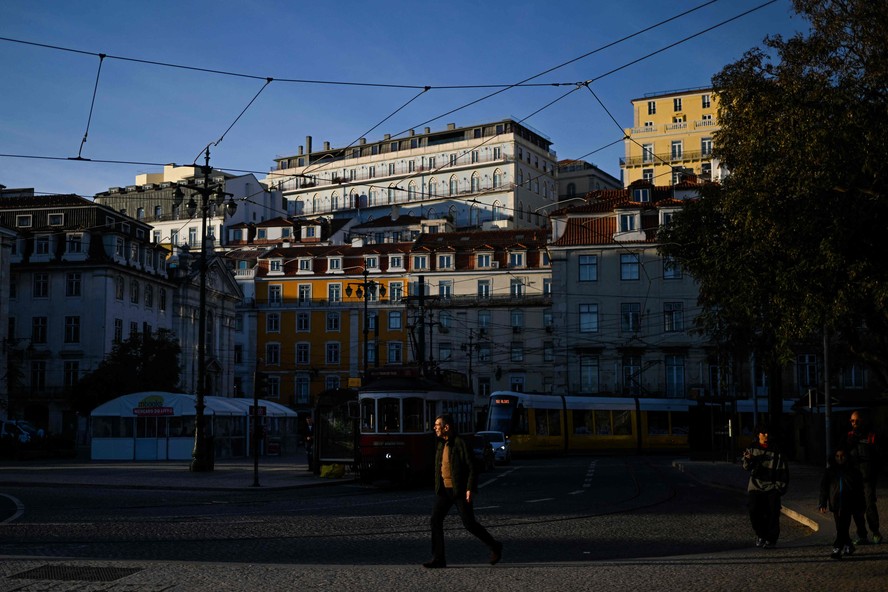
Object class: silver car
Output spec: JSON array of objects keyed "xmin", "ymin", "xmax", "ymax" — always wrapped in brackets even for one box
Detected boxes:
[{"xmin": 476, "ymin": 430, "xmax": 511, "ymax": 464}]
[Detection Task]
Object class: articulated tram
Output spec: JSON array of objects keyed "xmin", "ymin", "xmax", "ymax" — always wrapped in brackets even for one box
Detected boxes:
[{"xmin": 485, "ymin": 391, "xmax": 695, "ymax": 454}]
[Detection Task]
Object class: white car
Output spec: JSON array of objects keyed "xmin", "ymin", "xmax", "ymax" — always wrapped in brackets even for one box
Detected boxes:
[{"xmin": 476, "ymin": 431, "xmax": 511, "ymax": 464}]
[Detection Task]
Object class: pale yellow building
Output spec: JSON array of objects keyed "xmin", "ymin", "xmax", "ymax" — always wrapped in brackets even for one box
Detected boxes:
[{"xmin": 621, "ymin": 88, "xmax": 723, "ymax": 187}]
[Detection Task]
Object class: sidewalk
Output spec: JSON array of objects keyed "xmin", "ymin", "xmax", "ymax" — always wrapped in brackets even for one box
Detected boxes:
[
  {"xmin": 673, "ymin": 457, "xmax": 888, "ymax": 547},
  {"xmin": 0, "ymin": 454, "xmax": 354, "ymax": 491}
]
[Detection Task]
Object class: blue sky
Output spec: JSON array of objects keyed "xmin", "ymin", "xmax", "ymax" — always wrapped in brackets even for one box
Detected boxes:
[{"xmin": 0, "ymin": 0, "xmax": 810, "ymax": 197}]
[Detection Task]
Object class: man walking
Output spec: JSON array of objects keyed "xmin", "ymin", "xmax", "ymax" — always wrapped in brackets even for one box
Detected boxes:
[
  {"xmin": 423, "ymin": 414, "xmax": 503, "ymax": 569},
  {"xmin": 845, "ymin": 410, "xmax": 882, "ymax": 544},
  {"xmin": 742, "ymin": 425, "xmax": 790, "ymax": 548}
]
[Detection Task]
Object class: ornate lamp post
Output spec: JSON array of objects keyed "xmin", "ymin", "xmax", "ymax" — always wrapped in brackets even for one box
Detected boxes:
[
  {"xmin": 172, "ymin": 147, "xmax": 238, "ymax": 472},
  {"xmin": 345, "ymin": 268, "xmax": 386, "ymax": 375}
]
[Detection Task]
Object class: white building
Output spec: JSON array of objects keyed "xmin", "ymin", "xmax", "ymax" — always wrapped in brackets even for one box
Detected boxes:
[{"xmin": 266, "ymin": 119, "xmax": 558, "ymax": 232}]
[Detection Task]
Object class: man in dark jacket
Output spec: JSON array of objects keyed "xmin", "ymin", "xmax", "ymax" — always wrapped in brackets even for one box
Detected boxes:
[
  {"xmin": 423, "ymin": 414, "xmax": 502, "ymax": 569},
  {"xmin": 844, "ymin": 410, "xmax": 882, "ymax": 544},
  {"xmin": 742, "ymin": 426, "xmax": 790, "ymax": 548},
  {"xmin": 819, "ymin": 447, "xmax": 865, "ymax": 559}
]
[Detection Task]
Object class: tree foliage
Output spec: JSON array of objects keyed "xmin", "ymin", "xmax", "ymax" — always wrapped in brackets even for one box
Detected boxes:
[
  {"xmin": 660, "ymin": 0, "xmax": 888, "ymax": 388},
  {"xmin": 71, "ymin": 329, "xmax": 183, "ymax": 414}
]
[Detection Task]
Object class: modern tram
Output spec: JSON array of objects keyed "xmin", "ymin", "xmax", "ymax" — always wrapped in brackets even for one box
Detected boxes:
[{"xmin": 485, "ymin": 391, "xmax": 696, "ymax": 454}]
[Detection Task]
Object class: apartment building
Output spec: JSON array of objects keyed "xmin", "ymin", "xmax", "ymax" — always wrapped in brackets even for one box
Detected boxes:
[
  {"xmin": 267, "ymin": 119, "xmax": 558, "ymax": 231},
  {"xmin": 0, "ymin": 192, "xmax": 175, "ymax": 431},
  {"xmin": 621, "ymin": 88, "xmax": 724, "ymax": 186},
  {"xmin": 548, "ymin": 180, "xmax": 710, "ymax": 398},
  {"xmin": 408, "ymin": 228, "xmax": 552, "ymax": 414},
  {"xmin": 557, "ymin": 159, "xmax": 622, "ymax": 201}
]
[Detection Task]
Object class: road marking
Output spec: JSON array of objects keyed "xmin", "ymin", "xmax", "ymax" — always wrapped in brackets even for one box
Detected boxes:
[
  {"xmin": 0, "ymin": 493, "xmax": 25, "ymax": 523},
  {"xmin": 526, "ymin": 497, "xmax": 555, "ymax": 503},
  {"xmin": 569, "ymin": 490, "xmax": 585, "ymax": 495},
  {"xmin": 478, "ymin": 467, "xmax": 519, "ymax": 489}
]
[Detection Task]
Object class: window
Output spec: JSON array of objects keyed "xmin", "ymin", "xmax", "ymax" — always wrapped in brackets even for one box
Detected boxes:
[
  {"xmin": 620, "ymin": 253, "xmax": 640, "ymax": 280},
  {"xmin": 642, "ymin": 144, "xmax": 654, "ymax": 163},
  {"xmin": 115, "ymin": 276, "xmax": 124, "ymax": 300},
  {"xmin": 438, "ymin": 342, "xmax": 452, "ymax": 362},
  {"xmin": 48, "ymin": 213, "xmax": 64, "ymax": 226},
  {"xmin": 544, "ymin": 341, "xmax": 554, "ymax": 362},
  {"xmin": 665, "ymin": 355, "xmax": 686, "ymax": 398},
  {"xmin": 632, "ymin": 188, "xmax": 650, "ymax": 203},
  {"xmin": 671, "ymin": 140, "xmax": 683, "ymax": 160},
  {"xmin": 328, "ymin": 284, "xmax": 341, "ymax": 303},
  {"xmin": 145, "ymin": 284, "xmax": 153, "ymax": 308},
  {"xmin": 663, "ymin": 256, "xmax": 682, "ymax": 279},
  {"xmin": 511, "ymin": 309, "xmax": 524, "ymax": 331},
  {"xmin": 621, "ymin": 303, "xmax": 641, "ymax": 333},
  {"xmin": 619, "ymin": 214, "xmax": 636, "ymax": 232},
  {"xmin": 510, "ymin": 278, "xmax": 524, "ymax": 298},
  {"xmin": 296, "ymin": 312, "xmax": 310, "ymax": 331},
  {"xmin": 543, "ymin": 278, "xmax": 552, "ymax": 295},
  {"xmin": 509, "ymin": 252, "xmax": 524, "ymax": 268},
  {"xmin": 268, "ymin": 284, "xmax": 282, "ymax": 305},
  {"xmin": 643, "ymin": 168, "xmax": 654, "ymax": 182},
  {"xmin": 701, "ymin": 137, "xmax": 713, "ymax": 157},
  {"xmin": 30, "ymin": 361, "xmax": 46, "ymax": 392},
  {"xmin": 437, "ymin": 254, "xmax": 452, "ymax": 269},
  {"xmin": 389, "ymin": 282, "xmax": 403, "ymax": 302},
  {"xmin": 478, "ymin": 310, "xmax": 491, "ymax": 330},
  {"xmin": 64, "ymin": 361, "xmax": 80, "ymax": 388},
  {"xmin": 130, "ymin": 280, "xmax": 140, "ymax": 304},
  {"xmin": 266, "ymin": 343, "xmax": 281, "ymax": 365},
  {"xmin": 477, "ymin": 280, "xmax": 491, "ymax": 299},
  {"xmin": 66, "ymin": 272, "xmax": 82, "ymax": 297},
  {"xmin": 478, "ymin": 343, "xmax": 491, "ymax": 362},
  {"xmin": 296, "ymin": 375, "xmax": 311, "ymax": 405},
  {"xmin": 511, "ymin": 342, "xmax": 524, "ymax": 362},
  {"xmin": 33, "ymin": 273, "xmax": 49, "ymax": 298},
  {"xmin": 32, "ymin": 316, "xmax": 48, "ymax": 344},
  {"xmin": 35, "ymin": 236, "xmax": 49, "ymax": 255},
  {"xmin": 298, "ymin": 284, "xmax": 311, "ymax": 303},
  {"xmin": 388, "ymin": 342, "xmax": 403, "ymax": 364},
  {"xmin": 579, "ymin": 304, "xmax": 598, "ymax": 333},
  {"xmin": 664, "ymin": 302, "xmax": 684, "ymax": 332},
  {"xmin": 702, "ymin": 94, "xmax": 711, "ymax": 109},
  {"xmin": 16, "ymin": 214, "xmax": 32, "ymax": 227},
  {"xmin": 296, "ymin": 343, "xmax": 311, "ymax": 365},
  {"xmin": 438, "ymin": 280, "xmax": 452, "ymax": 299},
  {"xmin": 326, "ymin": 312, "xmax": 340, "ymax": 331},
  {"xmin": 389, "ymin": 311, "xmax": 402, "ymax": 330},
  {"xmin": 412, "ymin": 255, "xmax": 428, "ymax": 270},
  {"xmin": 66, "ymin": 233, "xmax": 83, "ymax": 253},
  {"xmin": 114, "ymin": 319, "xmax": 123, "ymax": 343},
  {"xmin": 647, "ymin": 100, "xmax": 656, "ymax": 115},
  {"xmin": 297, "ymin": 259, "xmax": 310, "ymax": 271},
  {"xmin": 623, "ymin": 355, "xmax": 642, "ymax": 395},
  {"xmin": 267, "ymin": 312, "xmax": 281, "ymax": 333},
  {"xmin": 64, "ymin": 316, "xmax": 81, "ymax": 344},
  {"xmin": 797, "ymin": 354, "xmax": 818, "ymax": 389},
  {"xmin": 673, "ymin": 97, "xmax": 682, "ymax": 111},
  {"xmin": 477, "ymin": 253, "xmax": 491, "ymax": 268},
  {"xmin": 580, "ymin": 355, "xmax": 600, "ymax": 393},
  {"xmin": 578, "ymin": 255, "xmax": 598, "ymax": 282}
]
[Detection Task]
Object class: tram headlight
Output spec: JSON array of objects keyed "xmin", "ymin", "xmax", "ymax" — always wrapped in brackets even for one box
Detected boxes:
[{"xmin": 385, "ymin": 453, "xmax": 393, "ymax": 460}]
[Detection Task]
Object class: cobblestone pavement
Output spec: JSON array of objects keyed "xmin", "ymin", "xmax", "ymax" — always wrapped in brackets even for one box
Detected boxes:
[{"xmin": 1, "ymin": 455, "xmax": 886, "ymax": 591}]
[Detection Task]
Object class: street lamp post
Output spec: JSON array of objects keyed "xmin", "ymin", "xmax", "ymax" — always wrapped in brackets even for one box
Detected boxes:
[
  {"xmin": 172, "ymin": 147, "xmax": 238, "ymax": 472},
  {"xmin": 345, "ymin": 269, "xmax": 386, "ymax": 375}
]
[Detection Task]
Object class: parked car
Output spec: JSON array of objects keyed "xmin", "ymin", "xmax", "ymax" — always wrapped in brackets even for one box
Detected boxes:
[
  {"xmin": 470, "ymin": 434, "xmax": 496, "ymax": 472},
  {"xmin": 476, "ymin": 430, "xmax": 512, "ymax": 464}
]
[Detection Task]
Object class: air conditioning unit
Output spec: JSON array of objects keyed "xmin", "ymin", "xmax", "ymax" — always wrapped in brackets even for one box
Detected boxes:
[{"xmin": 490, "ymin": 261, "xmax": 499, "ymax": 268}]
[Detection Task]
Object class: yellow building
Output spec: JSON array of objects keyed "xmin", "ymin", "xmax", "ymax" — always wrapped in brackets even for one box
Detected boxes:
[{"xmin": 621, "ymin": 87, "xmax": 720, "ymax": 187}]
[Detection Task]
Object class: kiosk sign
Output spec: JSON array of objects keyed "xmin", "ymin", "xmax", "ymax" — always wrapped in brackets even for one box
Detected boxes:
[{"xmin": 133, "ymin": 394, "xmax": 174, "ymax": 416}]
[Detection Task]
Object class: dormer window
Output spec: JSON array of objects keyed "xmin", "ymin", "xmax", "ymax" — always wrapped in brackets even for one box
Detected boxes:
[
  {"xmin": 388, "ymin": 255, "xmax": 404, "ymax": 270},
  {"xmin": 632, "ymin": 188, "xmax": 651, "ymax": 203},
  {"xmin": 16, "ymin": 214, "xmax": 32, "ymax": 228},
  {"xmin": 620, "ymin": 213, "xmax": 637, "ymax": 232},
  {"xmin": 270, "ymin": 259, "xmax": 284, "ymax": 273},
  {"xmin": 661, "ymin": 211, "xmax": 676, "ymax": 226},
  {"xmin": 438, "ymin": 254, "xmax": 453, "ymax": 270},
  {"xmin": 296, "ymin": 258, "xmax": 311, "ymax": 273},
  {"xmin": 48, "ymin": 213, "xmax": 64, "ymax": 226},
  {"xmin": 328, "ymin": 257, "xmax": 342, "ymax": 272},
  {"xmin": 476, "ymin": 253, "xmax": 494, "ymax": 268},
  {"xmin": 413, "ymin": 255, "xmax": 428, "ymax": 270},
  {"xmin": 508, "ymin": 252, "xmax": 525, "ymax": 268},
  {"xmin": 365, "ymin": 256, "xmax": 379, "ymax": 270}
]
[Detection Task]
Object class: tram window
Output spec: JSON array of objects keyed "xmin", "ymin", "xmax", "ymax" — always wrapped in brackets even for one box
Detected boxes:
[
  {"xmin": 594, "ymin": 411, "xmax": 611, "ymax": 435},
  {"xmin": 647, "ymin": 411, "xmax": 670, "ymax": 435},
  {"xmin": 404, "ymin": 397, "xmax": 423, "ymax": 432},
  {"xmin": 613, "ymin": 410, "xmax": 631, "ymax": 435},
  {"xmin": 572, "ymin": 410, "xmax": 592, "ymax": 434},
  {"xmin": 426, "ymin": 401, "xmax": 436, "ymax": 431},
  {"xmin": 361, "ymin": 399, "xmax": 376, "ymax": 433},
  {"xmin": 381, "ymin": 398, "xmax": 400, "ymax": 432},
  {"xmin": 514, "ymin": 404, "xmax": 529, "ymax": 435},
  {"xmin": 536, "ymin": 409, "xmax": 561, "ymax": 436}
]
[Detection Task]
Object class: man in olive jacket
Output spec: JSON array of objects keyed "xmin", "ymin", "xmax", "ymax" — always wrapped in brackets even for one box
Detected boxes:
[{"xmin": 423, "ymin": 414, "xmax": 503, "ymax": 569}]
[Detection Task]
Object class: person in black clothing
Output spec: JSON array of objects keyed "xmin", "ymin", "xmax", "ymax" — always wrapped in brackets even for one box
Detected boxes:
[
  {"xmin": 423, "ymin": 413, "xmax": 502, "ymax": 569},
  {"xmin": 742, "ymin": 426, "xmax": 790, "ymax": 548},
  {"xmin": 844, "ymin": 410, "xmax": 881, "ymax": 544},
  {"xmin": 819, "ymin": 447, "xmax": 865, "ymax": 559}
]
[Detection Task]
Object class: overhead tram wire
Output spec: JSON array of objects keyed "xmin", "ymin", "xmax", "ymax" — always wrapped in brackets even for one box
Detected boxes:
[{"xmin": 72, "ymin": 52, "xmax": 106, "ymax": 161}]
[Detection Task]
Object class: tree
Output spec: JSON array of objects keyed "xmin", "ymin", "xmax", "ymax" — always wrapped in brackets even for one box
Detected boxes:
[
  {"xmin": 71, "ymin": 329, "xmax": 183, "ymax": 414},
  {"xmin": 660, "ymin": 0, "xmax": 888, "ymax": 408}
]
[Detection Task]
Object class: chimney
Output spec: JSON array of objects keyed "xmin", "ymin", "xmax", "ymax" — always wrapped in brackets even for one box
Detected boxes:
[
  {"xmin": 323, "ymin": 141, "xmax": 330, "ymax": 151},
  {"xmin": 305, "ymin": 136, "xmax": 313, "ymax": 155},
  {"xmin": 409, "ymin": 129, "xmax": 415, "ymax": 136},
  {"xmin": 446, "ymin": 123, "xmax": 456, "ymax": 130},
  {"xmin": 359, "ymin": 138, "xmax": 366, "ymax": 145},
  {"xmin": 298, "ymin": 146, "xmax": 303, "ymax": 156},
  {"xmin": 424, "ymin": 127, "xmax": 431, "ymax": 134},
  {"xmin": 384, "ymin": 134, "xmax": 391, "ymax": 140}
]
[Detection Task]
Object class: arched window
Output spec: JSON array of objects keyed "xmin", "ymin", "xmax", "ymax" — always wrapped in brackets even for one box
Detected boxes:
[
  {"xmin": 408, "ymin": 182, "xmax": 417, "ymax": 201},
  {"xmin": 518, "ymin": 202, "xmax": 525, "ymax": 220},
  {"xmin": 427, "ymin": 177, "xmax": 437, "ymax": 198},
  {"xmin": 388, "ymin": 185, "xmax": 396, "ymax": 204},
  {"xmin": 518, "ymin": 169, "xmax": 524, "ymax": 187},
  {"xmin": 312, "ymin": 194, "xmax": 319, "ymax": 213},
  {"xmin": 471, "ymin": 173, "xmax": 480, "ymax": 192},
  {"xmin": 493, "ymin": 169, "xmax": 502, "ymax": 189},
  {"xmin": 449, "ymin": 176, "xmax": 458, "ymax": 196}
]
